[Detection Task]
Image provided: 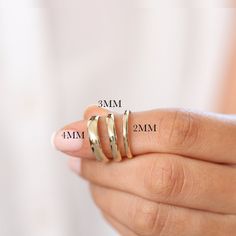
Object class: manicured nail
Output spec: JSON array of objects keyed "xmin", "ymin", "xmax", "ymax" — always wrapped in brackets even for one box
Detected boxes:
[
  {"xmin": 51, "ymin": 129, "xmax": 83, "ymax": 152},
  {"xmin": 69, "ymin": 158, "xmax": 81, "ymax": 174}
]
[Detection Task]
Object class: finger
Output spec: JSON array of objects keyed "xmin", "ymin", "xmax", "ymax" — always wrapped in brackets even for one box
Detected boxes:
[
  {"xmin": 102, "ymin": 213, "xmax": 138, "ymax": 236},
  {"xmin": 53, "ymin": 108, "xmax": 236, "ymax": 164},
  {"xmin": 83, "ymin": 105, "xmax": 111, "ymax": 119},
  {"xmin": 72, "ymin": 154, "xmax": 236, "ymax": 214},
  {"xmin": 90, "ymin": 184, "xmax": 236, "ymax": 236},
  {"xmin": 52, "ymin": 105, "xmax": 115, "ymax": 158}
]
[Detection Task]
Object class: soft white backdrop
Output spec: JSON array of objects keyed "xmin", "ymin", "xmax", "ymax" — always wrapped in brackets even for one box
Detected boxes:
[{"xmin": 0, "ymin": 3, "xmax": 234, "ymax": 236}]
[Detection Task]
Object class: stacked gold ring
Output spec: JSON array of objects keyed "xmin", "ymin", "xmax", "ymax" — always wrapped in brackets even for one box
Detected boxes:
[
  {"xmin": 106, "ymin": 114, "xmax": 122, "ymax": 162},
  {"xmin": 123, "ymin": 110, "xmax": 133, "ymax": 159},
  {"xmin": 87, "ymin": 110, "xmax": 133, "ymax": 162},
  {"xmin": 87, "ymin": 115, "xmax": 109, "ymax": 162}
]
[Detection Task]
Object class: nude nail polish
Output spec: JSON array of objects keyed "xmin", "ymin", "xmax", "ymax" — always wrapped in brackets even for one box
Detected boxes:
[{"xmin": 51, "ymin": 129, "xmax": 83, "ymax": 152}]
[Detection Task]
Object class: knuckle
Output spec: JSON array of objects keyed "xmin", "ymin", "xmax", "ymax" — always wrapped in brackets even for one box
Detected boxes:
[
  {"xmin": 144, "ymin": 158, "xmax": 187, "ymax": 200},
  {"xmin": 131, "ymin": 198, "xmax": 160, "ymax": 235},
  {"xmin": 131, "ymin": 198, "xmax": 172, "ymax": 236},
  {"xmin": 161, "ymin": 109, "xmax": 200, "ymax": 149}
]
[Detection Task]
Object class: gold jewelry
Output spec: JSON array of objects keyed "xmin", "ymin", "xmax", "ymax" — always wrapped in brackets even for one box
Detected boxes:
[
  {"xmin": 106, "ymin": 114, "xmax": 122, "ymax": 162},
  {"xmin": 87, "ymin": 115, "xmax": 109, "ymax": 162},
  {"xmin": 123, "ymin": 110, "xmax": 133, "ymax": 158}
]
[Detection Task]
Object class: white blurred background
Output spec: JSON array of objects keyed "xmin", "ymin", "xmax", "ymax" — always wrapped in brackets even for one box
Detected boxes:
[{"xmin": 0, "ymin": 2, "xmax": 235, "ymax": 236}]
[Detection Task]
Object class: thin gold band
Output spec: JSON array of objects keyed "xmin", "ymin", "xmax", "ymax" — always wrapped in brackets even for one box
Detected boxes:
[
  {"xmin": 106, "ymin": 113, "xmax": 122, "ymax": 162},
  {"xmin": 123, "ymin": 110, "xmax": 133, "ymax": 158},
  {"xmin": 87, "ymin": 115, "xmax": 109, "ymax": 162}
]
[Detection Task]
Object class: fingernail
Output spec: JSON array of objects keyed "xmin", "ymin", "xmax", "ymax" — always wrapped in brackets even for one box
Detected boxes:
[
  {"xmin": 51, "ymin": 129, "xmax": 83, "ymax": 152},
  {"xmin": 69, "ymin": 158, "xmax": 81, "ymax": 174}
]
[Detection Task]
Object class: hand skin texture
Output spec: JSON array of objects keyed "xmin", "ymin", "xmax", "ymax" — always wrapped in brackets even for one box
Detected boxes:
[{"xmin": 52, "ymin": 105, "xmax": 236, "ymax": 236}]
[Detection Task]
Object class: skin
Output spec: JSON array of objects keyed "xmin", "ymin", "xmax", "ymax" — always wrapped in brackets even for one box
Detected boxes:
[
  {"xmin": 53, "ymin": 104, "xmax": 236, "ymax": 236},
  {"xmin": 54, "ymin": 23, "xmax": 236, "ymax": 235}
]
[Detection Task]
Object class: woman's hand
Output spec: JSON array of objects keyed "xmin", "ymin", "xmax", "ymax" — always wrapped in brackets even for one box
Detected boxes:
[{"xmin": 53, "ymin": 106, "xmax": 236, "ymax": 236}]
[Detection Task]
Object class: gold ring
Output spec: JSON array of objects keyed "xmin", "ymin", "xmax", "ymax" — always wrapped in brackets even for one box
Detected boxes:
[
  {"xmin": 106, "ymin": 113, "xmax": 122, "ymax": 162},
  {"xmin": 87, "ymin": 115, "xmax": 109, "ymax": 162},
  {"xmin": 123, "ymin": 110, "xmax": 133, "ymax": 158}
]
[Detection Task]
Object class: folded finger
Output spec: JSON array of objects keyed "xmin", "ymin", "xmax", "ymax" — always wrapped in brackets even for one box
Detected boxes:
[
  {"xmin": 70, "ymin": 154, "xmax": 236, "ymax": 214},
  {"xmin": 90, "ymin": 184, "xmax": 236, "ymax": 236}
]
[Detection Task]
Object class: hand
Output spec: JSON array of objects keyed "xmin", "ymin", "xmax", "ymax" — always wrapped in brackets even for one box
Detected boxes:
[{"xmin": 53, "ymin": 106, "xmax": 236, "ymax": 236}]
